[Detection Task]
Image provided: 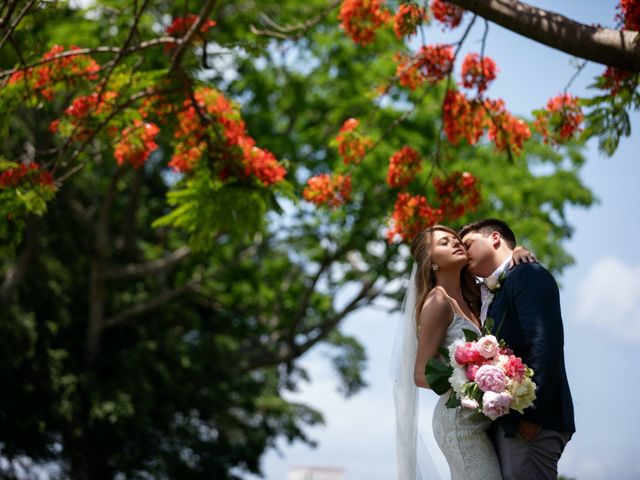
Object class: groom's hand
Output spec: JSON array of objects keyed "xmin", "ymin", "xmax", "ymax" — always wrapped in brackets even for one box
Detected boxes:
[{"xmin": 518, "ymin": 419, "xmax": 542, "ymax": 442}]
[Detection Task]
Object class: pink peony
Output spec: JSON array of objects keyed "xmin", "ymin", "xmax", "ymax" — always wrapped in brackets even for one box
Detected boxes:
[
  {"xmin": 482, "ymin": 391, "xmax": 512, "ymax": 420},
  {"xmin": 475, "ymin": 364, "xmax": 508, "ymax": 393},
  {"xmin": 476, "ymin": 335, "xmax": 499, "ymax": 359},
  {"xmin": 454, "ymin": 342, "xmax": 483, "ymax": 365},
  {"xmin": 466, "ymin": 363, "xmax": 480, "ymax": 381}
]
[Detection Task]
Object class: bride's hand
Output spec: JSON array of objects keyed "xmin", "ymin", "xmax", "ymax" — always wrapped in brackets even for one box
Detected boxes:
[{"xmin": 510, "ymin": 245, "xmax": 537, "ymax": 269}]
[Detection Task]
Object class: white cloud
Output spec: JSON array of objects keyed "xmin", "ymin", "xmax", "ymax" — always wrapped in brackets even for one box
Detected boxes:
[{"xmin": 573, "ymin": 257, "xmax": 640, "ymax": 343}]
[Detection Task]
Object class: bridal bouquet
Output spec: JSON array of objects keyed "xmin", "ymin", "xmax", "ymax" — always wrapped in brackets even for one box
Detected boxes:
[{"xmin": 425, "ymin": 319, "xmax": 536, "ymax": 420}]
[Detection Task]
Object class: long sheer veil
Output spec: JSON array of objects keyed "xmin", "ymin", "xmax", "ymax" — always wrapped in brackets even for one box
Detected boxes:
[{"xmin": 390, "ymin": 264, "xmax": 442, "ymax": 479}]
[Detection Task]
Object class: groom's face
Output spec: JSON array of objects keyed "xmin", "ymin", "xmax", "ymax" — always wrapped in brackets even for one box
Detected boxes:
[{"xmin": 461, "ymin": 231, "xmax": 495, "ymax": 277}]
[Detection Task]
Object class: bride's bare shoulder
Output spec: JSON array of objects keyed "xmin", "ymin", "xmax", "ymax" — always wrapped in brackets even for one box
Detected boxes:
[{"xmin": 419, "ymin": 287, "xmax": 454, "ymax": 325}]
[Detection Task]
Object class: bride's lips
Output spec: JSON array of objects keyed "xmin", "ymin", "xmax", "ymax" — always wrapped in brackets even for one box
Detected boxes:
[{"xmin": 453, "ymin": 249, "xmax": 465, "ymax": 255}]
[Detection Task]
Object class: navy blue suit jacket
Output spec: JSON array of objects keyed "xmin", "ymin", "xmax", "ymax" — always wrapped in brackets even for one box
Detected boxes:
[{"xmin": 488, "ymin": 262, "xmax": 576, "ymax": 437}]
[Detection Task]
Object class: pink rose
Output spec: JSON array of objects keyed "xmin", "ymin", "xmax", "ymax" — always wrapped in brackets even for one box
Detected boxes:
[
  {"xmin": 466, "ymin": 364, "xmax": 480, "ymax": 381},
  {"xmin": 461, "ymin": 397, "xmax": 479, "ymax": 410},
  {"xmin": 454, "ymin": 342, "xmax": 483, "ymax": 365},
  {"xmin": 477, "ymin": 335, "xmax": 499, "ymax": 359},
  {"xmin": 482, "ymin": 391, "xmax": 512, "ymax": 420},
  {"xmin": 504, "ymin": 355, "xmax": 526, "ymax": 381},
  {"xmin": 475, "ymin": 364, "xmax": 508, "ymax": 393}
]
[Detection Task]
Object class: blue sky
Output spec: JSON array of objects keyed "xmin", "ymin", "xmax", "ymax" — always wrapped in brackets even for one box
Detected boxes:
[{"xmin": 253, "ymin": 2, "xmax": 640, "ymax": 479}]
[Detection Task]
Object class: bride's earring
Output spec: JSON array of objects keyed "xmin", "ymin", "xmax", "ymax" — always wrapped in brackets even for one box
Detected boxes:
[{"xmin": 431, "ymin": 263, "xmax": 439, "ymax": 271}]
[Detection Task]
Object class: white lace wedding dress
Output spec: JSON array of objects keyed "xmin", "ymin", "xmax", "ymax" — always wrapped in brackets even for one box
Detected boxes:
[{"xmin": 431, "ymin": 314, "xmax": 503, "ymax": 480}]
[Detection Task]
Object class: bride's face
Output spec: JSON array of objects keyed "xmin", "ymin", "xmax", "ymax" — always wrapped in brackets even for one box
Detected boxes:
[{"xmin": 429, "ymin": 230, "xmax": 468, "ymax": 271}]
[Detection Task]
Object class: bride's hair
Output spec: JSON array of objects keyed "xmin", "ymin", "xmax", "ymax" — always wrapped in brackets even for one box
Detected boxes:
[{"xmin": 410, "ymin": 225, "xmax": 481, "ymax": 333}]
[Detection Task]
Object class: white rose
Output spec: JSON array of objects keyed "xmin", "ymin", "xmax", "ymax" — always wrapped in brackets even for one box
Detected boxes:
[
  {"xmin": 484, "ymin": 275, "xmax": 500, "ymax": 291},
  {"xmin": 461, "ymin": 396, "xmax": 479, "ymax": 410}
]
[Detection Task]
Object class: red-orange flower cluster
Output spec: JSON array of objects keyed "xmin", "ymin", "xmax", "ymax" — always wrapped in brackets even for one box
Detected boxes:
[
  {"xmin": 64, "ymin": 91, "xmax": 118, "ymax": 119},
  {"xmin": 461, "ymin": 53, "xmax": 498, "ymax": 94},
  {"xmin": 386, "ymin": 193, "xmax": 441, "ymax": 242},
  {"xmin": 533, "ymin": 93, "xmax": 584, "ymax": 145},
  {"xmin": 442, "ymin": 90, "xmax": 486, "ymax": 145},
  {"xmin": 433, "ymin": 171, "xmax": 480, "ymax": 219},
  {"xmin": 485, "ymin": 98, "xmax": 532, "ymax": 155},
  {"xmin": 303, "ymin": 174, "xmax": 352, "ymax": 208},
  {"xmin": 395, "ymin": 44, "xmax": 454, "ymax": 90},
  {"xmin": 239, "ymin": 137, "xmax": 287, "ymax": 186},
  {"xmin": 335, "ymin": 118, "xmax": 373, "ymax": 164},
  {"xmin": 393, "ymin": 3, "xmax": 427, "ymax": 39},
  {"xmin": 114, "ymin": 120, "xmax": 160, "ymax": 169},
  {"xmin": 338, "ymin": 0, "xmax": 391, "ymax": 46},
  {"xmin": 443, "ymin": 90, "xmax": 531, "ymax": 155},
  {"xmin": 8, "ymin": 45, "xmax": 99, "ymax": 101},
  {"xmin": 601, "ymin": 66, "xmax": 636, "ymax": 95},
  {"xmin": 430, "ymin": 0, "xmax": 464, "ymax": 29},
  {"xmin": 165, "ymin": 14, "xmax": 217, "ymax": 51},
  {"xmin": 387, "ymin": 146, "xmax": 421, "ymax": 188},
  {"xmin": 616, "ymin": 0, "xmax": 640, "ymax": 31},
  {"xmin": 169, "ymin": 87, "xmax": 287, "ymax": 185},
  {"xmin": 0, "ymin": 163, "xmax": 53, "ymax": 189}
]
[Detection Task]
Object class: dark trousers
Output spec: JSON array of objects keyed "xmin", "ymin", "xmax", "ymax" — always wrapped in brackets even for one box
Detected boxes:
[{"xmin": 489, "ymin": 423, "xmax": 572, "ymax": 480}]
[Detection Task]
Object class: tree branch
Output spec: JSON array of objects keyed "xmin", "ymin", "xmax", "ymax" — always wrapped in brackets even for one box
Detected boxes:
[
  {"xmin": 169, "ymin": 0, "xmax": 219, "ymax": 73},
  {"xmin": 244, "ymin": 274, "xmax": 380, "ymax": 371},
  {"xmin": 447, "ymin": 0, "xmax": 640, "ymax": 72},
  {"xmin": 103, "ymin": 282, "xmax": 197, "ymax": 328},
  {"xmin": 103, "ymin": 246, "xmax": 191, "ymax": 279}
]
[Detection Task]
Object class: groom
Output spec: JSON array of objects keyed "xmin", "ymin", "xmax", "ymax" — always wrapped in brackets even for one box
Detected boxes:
[{"xmin": 459, "ymin": 219, "xmax": 575, "ymax": 480}]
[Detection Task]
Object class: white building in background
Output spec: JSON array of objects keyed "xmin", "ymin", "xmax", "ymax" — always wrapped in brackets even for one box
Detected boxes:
[{"xmin": 287, "ymin": 466, "xmax": 345, "ymax": 480}]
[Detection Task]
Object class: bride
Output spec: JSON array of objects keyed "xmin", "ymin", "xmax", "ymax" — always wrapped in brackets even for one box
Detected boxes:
[{"xmin": 391, "ymin": 225, "xmax": 533, "ymax": 480}]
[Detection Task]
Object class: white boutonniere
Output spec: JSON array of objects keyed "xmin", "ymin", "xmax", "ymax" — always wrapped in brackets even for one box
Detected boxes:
[{"xmin": 483, "ymin": 271, "xmax": 507, "ymax": 293}]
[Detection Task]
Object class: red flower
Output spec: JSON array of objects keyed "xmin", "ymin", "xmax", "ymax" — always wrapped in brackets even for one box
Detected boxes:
[
  {"xmin": 442, "ymin": 89, "xmax": 486, "ymax": 145},
  {"xmin": 240, "ymin": 138, "xmax": 287, "ymax": 186},
  {"xmin": 616, "ymin": 0, "xmax": 640, "ymax": 31},
  {"xmin": 433, "ymin": 171, "xmax": 481, "ymax": 220},
  {"xmin": 0, "ymin": 162, "xmax": 54, "ymax": 189},
  {"xmin": 395, "ymin": 44, "xmax": 454, "ymax": 90},
  {"xmin": 303, "ymin": 173, "xmax": 352, "ymax": 208},
  {"xmin": 430, "ymin": 0, "xmax": 464, "ymax": 29},
  {"xmin": 485, "ymin": 98, "xmax": 531, "ymax": 155},
  {"xmin": 114, "ymin": 120, "xmax": 160, "ymax": 169},
  {"xmin": 334, "ymin": 118, "xmax": 373, "ymax": 164},
  {"xmin": 338, "ymin": 0, "xmax": 391, "ymax": 46},
  {"xmin": 461, "ymin": 53, "xmax": 498, "ymax": 94},
  {"xmin": 386, "ymin": 193, "xmax": 442, "ymax": 243},
  {"xmin": 533, "ymin": 93, "xmax": 583, "ymax": 145},
  {"xmin": 601, "ymin": 66, "xmax": 636, "ymax": 95},
  {"xmin": 393, "ymin": 3, "xmax": 427, "ymax": 39},
  {"xmin": 387, "ymin": 146, "xmax": 421, "ymax": 188}
]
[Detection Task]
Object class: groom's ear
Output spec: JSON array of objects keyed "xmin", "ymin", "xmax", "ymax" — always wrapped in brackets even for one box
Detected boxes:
[{"xmin": 490, "ymin": 231, "xmax": 502, "ymax": 249}]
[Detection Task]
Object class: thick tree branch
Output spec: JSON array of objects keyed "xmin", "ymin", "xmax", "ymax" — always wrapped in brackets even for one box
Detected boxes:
[
  {"xmin": 244, "ymin": 275, "xmax": 380, "ymax": 371},
  {"xmin": 103, "ymin": 282, "xmax": 197, "ymax": 328},
  {"xmin": 103, "ymin": 246, "xmax": 191, "ymax": 279},
  {"xmin": 447, "ymin": 0, "xmax": 640, "ymax": 72}
]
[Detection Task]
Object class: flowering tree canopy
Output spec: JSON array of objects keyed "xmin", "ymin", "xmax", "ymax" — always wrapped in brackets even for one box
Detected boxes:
[{"xmin": 0, "ymin": 0, "xmax": 625, "ymax": 478}]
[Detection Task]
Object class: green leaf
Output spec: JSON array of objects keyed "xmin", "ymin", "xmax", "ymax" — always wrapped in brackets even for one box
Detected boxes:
[
  {"xmin": 445, "ymin": 391, "xmax": 461, "ymax": 408},
  {"xmin": 425, "ymin": 357, "xmax": 453, "ymax": 395},
  {"xmin": 482, "ymin": 317, "xmax": 495, "ymax": 335},
  {"xmin": 437, "ymin": 345, "xmax": 450, "ymax": 362},
  {"xmin": 462, "ymin": 328, "xmax": 479, "ymax": 342}
]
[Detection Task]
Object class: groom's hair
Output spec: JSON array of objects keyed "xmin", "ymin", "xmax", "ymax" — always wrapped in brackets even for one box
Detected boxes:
[{"xmin": 458, "ymin": 218, "xmax": 517, "ymax": 249}]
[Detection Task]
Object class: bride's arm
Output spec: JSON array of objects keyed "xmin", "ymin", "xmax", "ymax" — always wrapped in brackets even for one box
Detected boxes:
[
  {"xmin": 510, "ymin": 245, "xmax": 537, "ymax": 269},
  {"xmin": 414, "ymin": 293, "xmax": 452, "ymax": 389}
]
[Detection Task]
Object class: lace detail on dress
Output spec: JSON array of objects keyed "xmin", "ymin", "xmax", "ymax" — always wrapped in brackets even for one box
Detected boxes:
[{"xmin": 431, "ymin": 315, "xmax": 502, "ymax": 480}]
